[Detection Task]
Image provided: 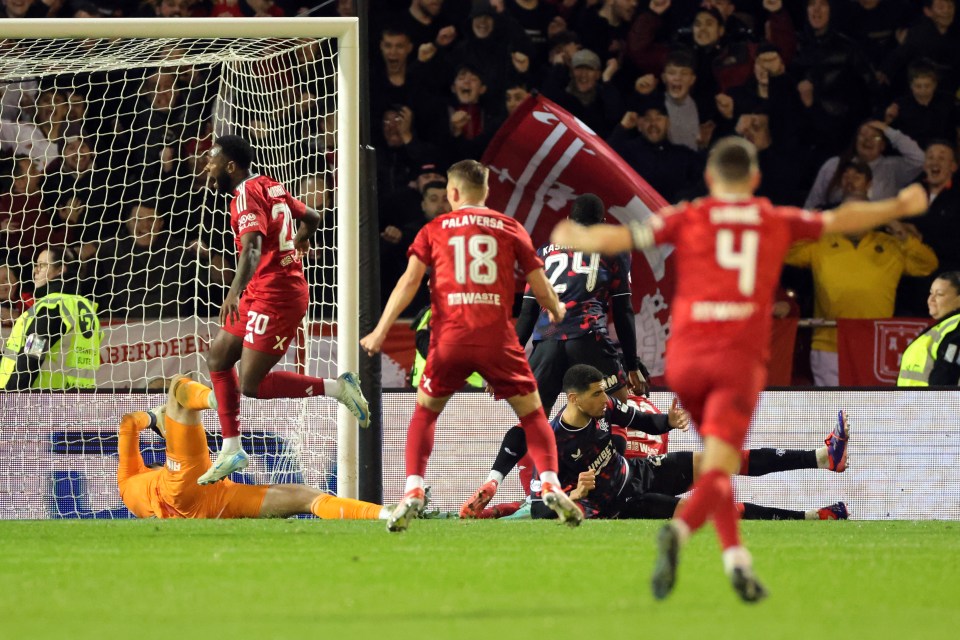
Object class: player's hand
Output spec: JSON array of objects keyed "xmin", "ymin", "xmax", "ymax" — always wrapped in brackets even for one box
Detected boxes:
[
  {"xmin": 628, "ymin": 370, "xmax": 649, "ymax": 396},
  {"xmin": 667, "ymin": 396, "xmax": 691, "ymax": 431},
  {"xmin": 360, "ymin": 330, "xmax": 385, "ymax": 357},
  {"xmin": 569, "ymin": 469, "xmax": 595, "ymax": 500},
  {"xmin": 896, "ymin": 184, "xmax": 928, "ymax": 217},
  {"xmin": 219, "ymin": 293, "xmax": 241, "ymax": 327},
  {"xmin": 547, "ymin": 303, "xmax": 566, "ymax": 324}
]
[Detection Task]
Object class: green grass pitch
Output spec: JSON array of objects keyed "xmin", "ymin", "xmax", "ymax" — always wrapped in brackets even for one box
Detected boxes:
[{"xmin": 1, "ymin": 520, "xmax": 958, "ymax": 640}]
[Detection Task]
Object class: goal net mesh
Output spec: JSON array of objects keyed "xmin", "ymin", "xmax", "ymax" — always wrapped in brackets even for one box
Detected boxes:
[{"xmin": 0, "ymin": 35, "xmax": 343, "ymax": 518}]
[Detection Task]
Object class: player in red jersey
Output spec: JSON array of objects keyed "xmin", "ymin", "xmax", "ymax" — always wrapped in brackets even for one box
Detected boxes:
[
  {"xmin": 198, "ymin": 135, "xmax": 369, "ymax": 485},
  {"xmin": 552, "ymin": 137, "xmax": 928, "ymax": 602},
  {"xmin": 360, "ymin": 159, "xmax": 583, "ymax": 532}
]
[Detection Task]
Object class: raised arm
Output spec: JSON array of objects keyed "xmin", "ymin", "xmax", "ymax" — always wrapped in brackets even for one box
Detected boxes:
[
  {"xmin": 821, "ymin": 184, "xmax": 928, "ymax": 235},
  {"xmin": 550, "ymin": 220, "xmax": 636, "ymax": 254},
  {"xmin": 360, "ymin": 255, "xmax": 428, "ymax": 356}
]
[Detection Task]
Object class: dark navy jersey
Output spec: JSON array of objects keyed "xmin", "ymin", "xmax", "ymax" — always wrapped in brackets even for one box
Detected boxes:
[
  {"xmin": 526, "ymin": 244, "xmax": 632, "ymax": 341},
  {"xmin": 551, "ymin": 397, "xmax": 671, "ymax": 516}
]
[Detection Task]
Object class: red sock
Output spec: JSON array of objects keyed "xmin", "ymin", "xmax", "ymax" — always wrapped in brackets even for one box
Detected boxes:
[
  {"xmin": 518, "ymin": 407, "xmax": 558, "ymax": 475},
  {"xmin": 405, "ymin": 405, "xmax": 440, "ymax": 477},
  {"xmin": 257, "ymin": 371, "xmax": 327, "ymax": 399},
  {"xmin": 713, "ymin": 492, "xmax": 742, "ymax": 550},
  {"xmin": 675, "ymin": 469, "xmax": 729, "ymax": 534},
  {"xmin": 738, "ymin": 450, "xmax": 750, "ymax": 475},
  {"xmin": 209, "ymin": 369, "xmax": 241, "ymax": 438},
  {"xmin": 517, "ymin": 453, "xmax": 535, "ymax": 496}
]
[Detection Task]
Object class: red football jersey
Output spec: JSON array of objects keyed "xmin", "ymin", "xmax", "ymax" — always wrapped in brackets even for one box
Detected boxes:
[
  {"xmin": 645, "ymin": 196, "xmax": 823, "ymax": 356},
  {"xmin": 408, "ymin": 206, "xmax": 543, "ymax": 346},
  {"xmin": 230, "ymin": 174, "xmax": 309, "ymax": 301},
  {"xmin": 622, "ymin": 395, "xmax": 670, "ymax": 459}
]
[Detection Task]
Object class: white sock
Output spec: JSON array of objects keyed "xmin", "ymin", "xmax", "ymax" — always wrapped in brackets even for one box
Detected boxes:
[
  {"xmin": 671, "ymin": 519, "xmax": 691, "ymax": 545},
  {"xmin": 486, "ymin": 471, "xmax": 504, "ymax": 485},
  {"xmin": 324, "ymin": 378, "xmax": 340, "ymax": 397},
  {"xmin": 721, "ymin": 546, "xmax": 752, "ymax": 577},
  {"xmin": 539, "ymin": 471, "xmax": 560, "ymax": 488},
  {"xmin": 815, "ymin": 446, "xmax": 828, "ymax": 469},
  {"xmin": 221, "ymin": 436, "xmax": 240, "ymax": 453},
  {"xmin": 404, "ymin": 475, "xmax": 425, "ymax": 493},
  {"xmin": 379, "ymin": 506, "xmax": 392, "ymax": 519}
]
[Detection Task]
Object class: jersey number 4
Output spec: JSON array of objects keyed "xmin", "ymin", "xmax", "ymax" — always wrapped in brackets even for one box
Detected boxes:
[
  {"xmin": 271, "ymin": 203, "xmax": 296, "ymax": 252},
  {"xmin": 449, "ymin": 235, "xmax": 498, "ymax": 284},
  {"xmin": 716, "ymin": 229, "xmax": 758, "ymax": 296}
]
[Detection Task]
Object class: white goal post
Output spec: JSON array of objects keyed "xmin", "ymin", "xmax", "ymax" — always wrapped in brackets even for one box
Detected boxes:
[{"xmin": 0, "ymin": 18, "xmax": 362, "ymax": 512}]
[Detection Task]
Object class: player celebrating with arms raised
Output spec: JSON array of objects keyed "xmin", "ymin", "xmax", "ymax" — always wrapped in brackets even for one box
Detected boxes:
[
  {"xmin": 199, "ymin": 135, "xmax": 369, "ymax": 485},
  {"xmin": 361, "ymin": 159, "xmax": 583, "ymax": 532},
  {"xmin": 552, "ymin": 137, "xmax": 928, "ymax": 602}
]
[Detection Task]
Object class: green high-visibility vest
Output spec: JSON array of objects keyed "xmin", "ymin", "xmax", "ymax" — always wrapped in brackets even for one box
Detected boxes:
[
  {"xmin": 410, "ymin": 309, "xmax": 484, "ymax": 389},
  {"xmin": 897, "ymin": 314, "xmax": 960, "ymax": 387},
  {"xmin": 0, "ymin": 293, "xmax": 101, "ymax": 390}
]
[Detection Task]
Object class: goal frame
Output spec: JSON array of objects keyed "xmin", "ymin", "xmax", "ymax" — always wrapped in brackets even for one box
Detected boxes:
[{"xmin": 2, "ymin": 18, "xmax": 363, "ymax": 498}]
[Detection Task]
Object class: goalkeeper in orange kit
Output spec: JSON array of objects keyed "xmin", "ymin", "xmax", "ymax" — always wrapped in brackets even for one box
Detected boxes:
[{"xmin": 117, "ymin": 375, "xmax": 389, "ymax": 520}]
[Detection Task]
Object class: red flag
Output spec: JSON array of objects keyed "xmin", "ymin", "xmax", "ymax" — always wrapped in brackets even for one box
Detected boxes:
[
  {"xmin": 481, "ymin": 94, "xmax": 675, "ymax": 378},
  {"xmin": 837, "ymin": 318, "xmax": 931, "ymax": 386}
]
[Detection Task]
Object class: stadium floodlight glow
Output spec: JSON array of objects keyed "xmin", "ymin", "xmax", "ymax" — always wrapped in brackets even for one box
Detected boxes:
[{"xmin": 0, "ymin": 18, "xmax": 361, "ymax": 515}]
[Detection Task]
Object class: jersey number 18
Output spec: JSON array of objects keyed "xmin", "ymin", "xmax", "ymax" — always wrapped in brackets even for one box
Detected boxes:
[{"xmin": 449, "ymin": 235, "xmax": 498, "ymax": 284}]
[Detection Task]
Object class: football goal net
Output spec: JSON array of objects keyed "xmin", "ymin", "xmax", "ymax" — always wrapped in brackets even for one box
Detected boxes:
[{"xmin": 0, "ymin": 18, "xmax": 360, "ymax": 517}]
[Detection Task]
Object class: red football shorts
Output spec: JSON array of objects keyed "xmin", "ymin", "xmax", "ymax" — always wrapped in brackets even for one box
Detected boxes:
[
  {"xmin": 665, "ymin": 351, "xmax": 767, "ymax": 449},
  {"xmin": 420, "ymin": 338, "xmax": 538, "ymax": 400},
  {"xmin": 223, "ymin": 293, "xmax": 308, "ymax": 354}
]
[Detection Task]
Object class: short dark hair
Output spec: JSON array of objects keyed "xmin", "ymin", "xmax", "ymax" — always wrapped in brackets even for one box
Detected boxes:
[
  {"xmin": 664, "ymin": 47, "xmax": 696, "ymax": 71},
  {"xmin": 908, "ymin": 58, "xmax": 939, "ymax": 83},
  {"xmin": 422, "ymin": 180, "xmax": 447, "ymax": 193},
  {"xmin": 708, "ymin": 136, "xmax": 757, "ymax": 183},
  {"xmin": 926, "ymin": 138, "xmax": 957, "ymax": 159},
  {"xmin": 570, "ymin": 193, "xmax": 605, "ymax": 225},
  {"xmin": 216, "ymin": 135, "xmax": 254, "ymax": 171},
  {"xmin": 562, "ymin": 364, "xmax": 605, "ymax": 393},
  {"xmin": 936, "ymin": 271, "xmax": 960, "ymax": 294}
]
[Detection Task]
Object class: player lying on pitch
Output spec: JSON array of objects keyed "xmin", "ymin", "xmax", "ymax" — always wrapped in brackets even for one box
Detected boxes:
[
  {"xmin": 523, "ymin": 365, "xmax": 850, "ymax": 522},
  {"xmin": 117, "ymin": 375, "xmax": 390, "ymax": 520}
]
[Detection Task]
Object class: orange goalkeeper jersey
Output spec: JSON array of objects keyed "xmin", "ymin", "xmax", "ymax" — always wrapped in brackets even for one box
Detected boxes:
[{"xmin": 117, "ymin": 413, "xmax": 267, "ymax": 519}]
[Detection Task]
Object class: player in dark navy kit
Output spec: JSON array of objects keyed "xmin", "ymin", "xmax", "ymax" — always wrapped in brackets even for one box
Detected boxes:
[
  {"xmin": 460, "ymin": 194, "xmax": 647, "ymax": 518},
  {"xmin": 529, "ymin": 365, "xmax": 850, "ymax": 522}
]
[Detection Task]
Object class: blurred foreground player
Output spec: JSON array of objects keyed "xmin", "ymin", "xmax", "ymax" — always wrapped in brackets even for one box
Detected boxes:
[
  {"xmin": 361, "ymin": 159, "xmax": 583, "ymax": 531},
  {"xmin": 200, "ymin": 135, "xmax": 369, "ymax": 485},
  {"xmin": 117, "ymin": 376, "xmax": 389, "ymax": 520},
  {"xmin": 553, "ymin": 137, "xmax": 928, "ymax": 602}
]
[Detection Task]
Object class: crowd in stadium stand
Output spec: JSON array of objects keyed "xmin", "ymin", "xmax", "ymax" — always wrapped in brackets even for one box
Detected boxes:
[{"xmin": 2, "ymin": 0, "xmax": 960, "ymax": 378}]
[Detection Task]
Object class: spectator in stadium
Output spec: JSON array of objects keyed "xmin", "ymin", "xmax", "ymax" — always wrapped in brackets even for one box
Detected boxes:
[
  {"xmin": 0, "ymin": 245, "xmax": 101, "ymax": 391},
  {"xmin": 898, "ymin": 140, "xmax": 960, "ymax": 315},
  {"xmin": 375, "ymin": 103, "xmax": 442, "ymax": 196},
  {"xmin": 785, "ymin": 201, "xmax": 939, "ymax": 386},
  {"xmin": 881, "ymin": 0, "xmax": 960, "ymax": 95},
  {"xmin": 897, "ymin": 271, "xmax": 960, "ymax": 386},
  {"xmin": 0, "ymin": 263, "xmax": 29, "ymax": 326},
  {"xmin": 804, "ymin": 120, "xmax": 925, "ymax": 209},
  {"xmin": 388, "ymin": 0, "xmax": 455, "ymax": 50},
  {"xmin": 845, "ymin": 0, "xmax": 910, "ymax": 70},
  {"xmin": 735, "ymin": 112, "xmax": 805, "ymax": 206},
  {"xmin": 525, "ymin": 365, "xmax": 850, "ymax": 522},
  {"xmin": 607, "ymin": 97, "xmax": 703, "ymax": 204},
  {"xmin": 0, "ymin": 0, "xmax": 49, "ymax": 19},
  {"xmin": 0, "ymin": 88, "xmax": 65, "ymax": 172},
  {"xmin": 542, "ymin": 48, "xmax": 625, "ymax": 137},
  {"xmin": 96, "ymin": 200, "xmax": 192, "ymax": 319},
  {"xmin": 371, "ymin": 27, "xmax": 418, "ymax": 123},
  {"xmin": 718, "ymin": 45, "xmax": 802, "ymax": 143},
  {"xmin": 654, "ymin": 48, "xmax": 707, "ymax": 151},
  {"xmin": 792, "ymin": 0, "xmax": 879, "ymax": 161},
  {"xmin": 883, "ymin": 60, "xmax": 956, "ymax": 149},
  {"xmin": 574, "ymin": 0, "xmax": 638, "ymax": 59},
  {"xmin": 504, "ymin": 0, "xmax": 564, "ymax": 71},
  {"xmin": 117, "ymin": 374, "xmax": 392, "ymax": 520},
  {"xmin": 445, "ymin": 64, "xmax": 501, "ymax": 160},
  {"xmin": 504, "ymin": 78, "xmax": 531, "ymax": 115},
  {"xmin": 0, "ymin": 156, "xmax": 44, "ymax": 268}
]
